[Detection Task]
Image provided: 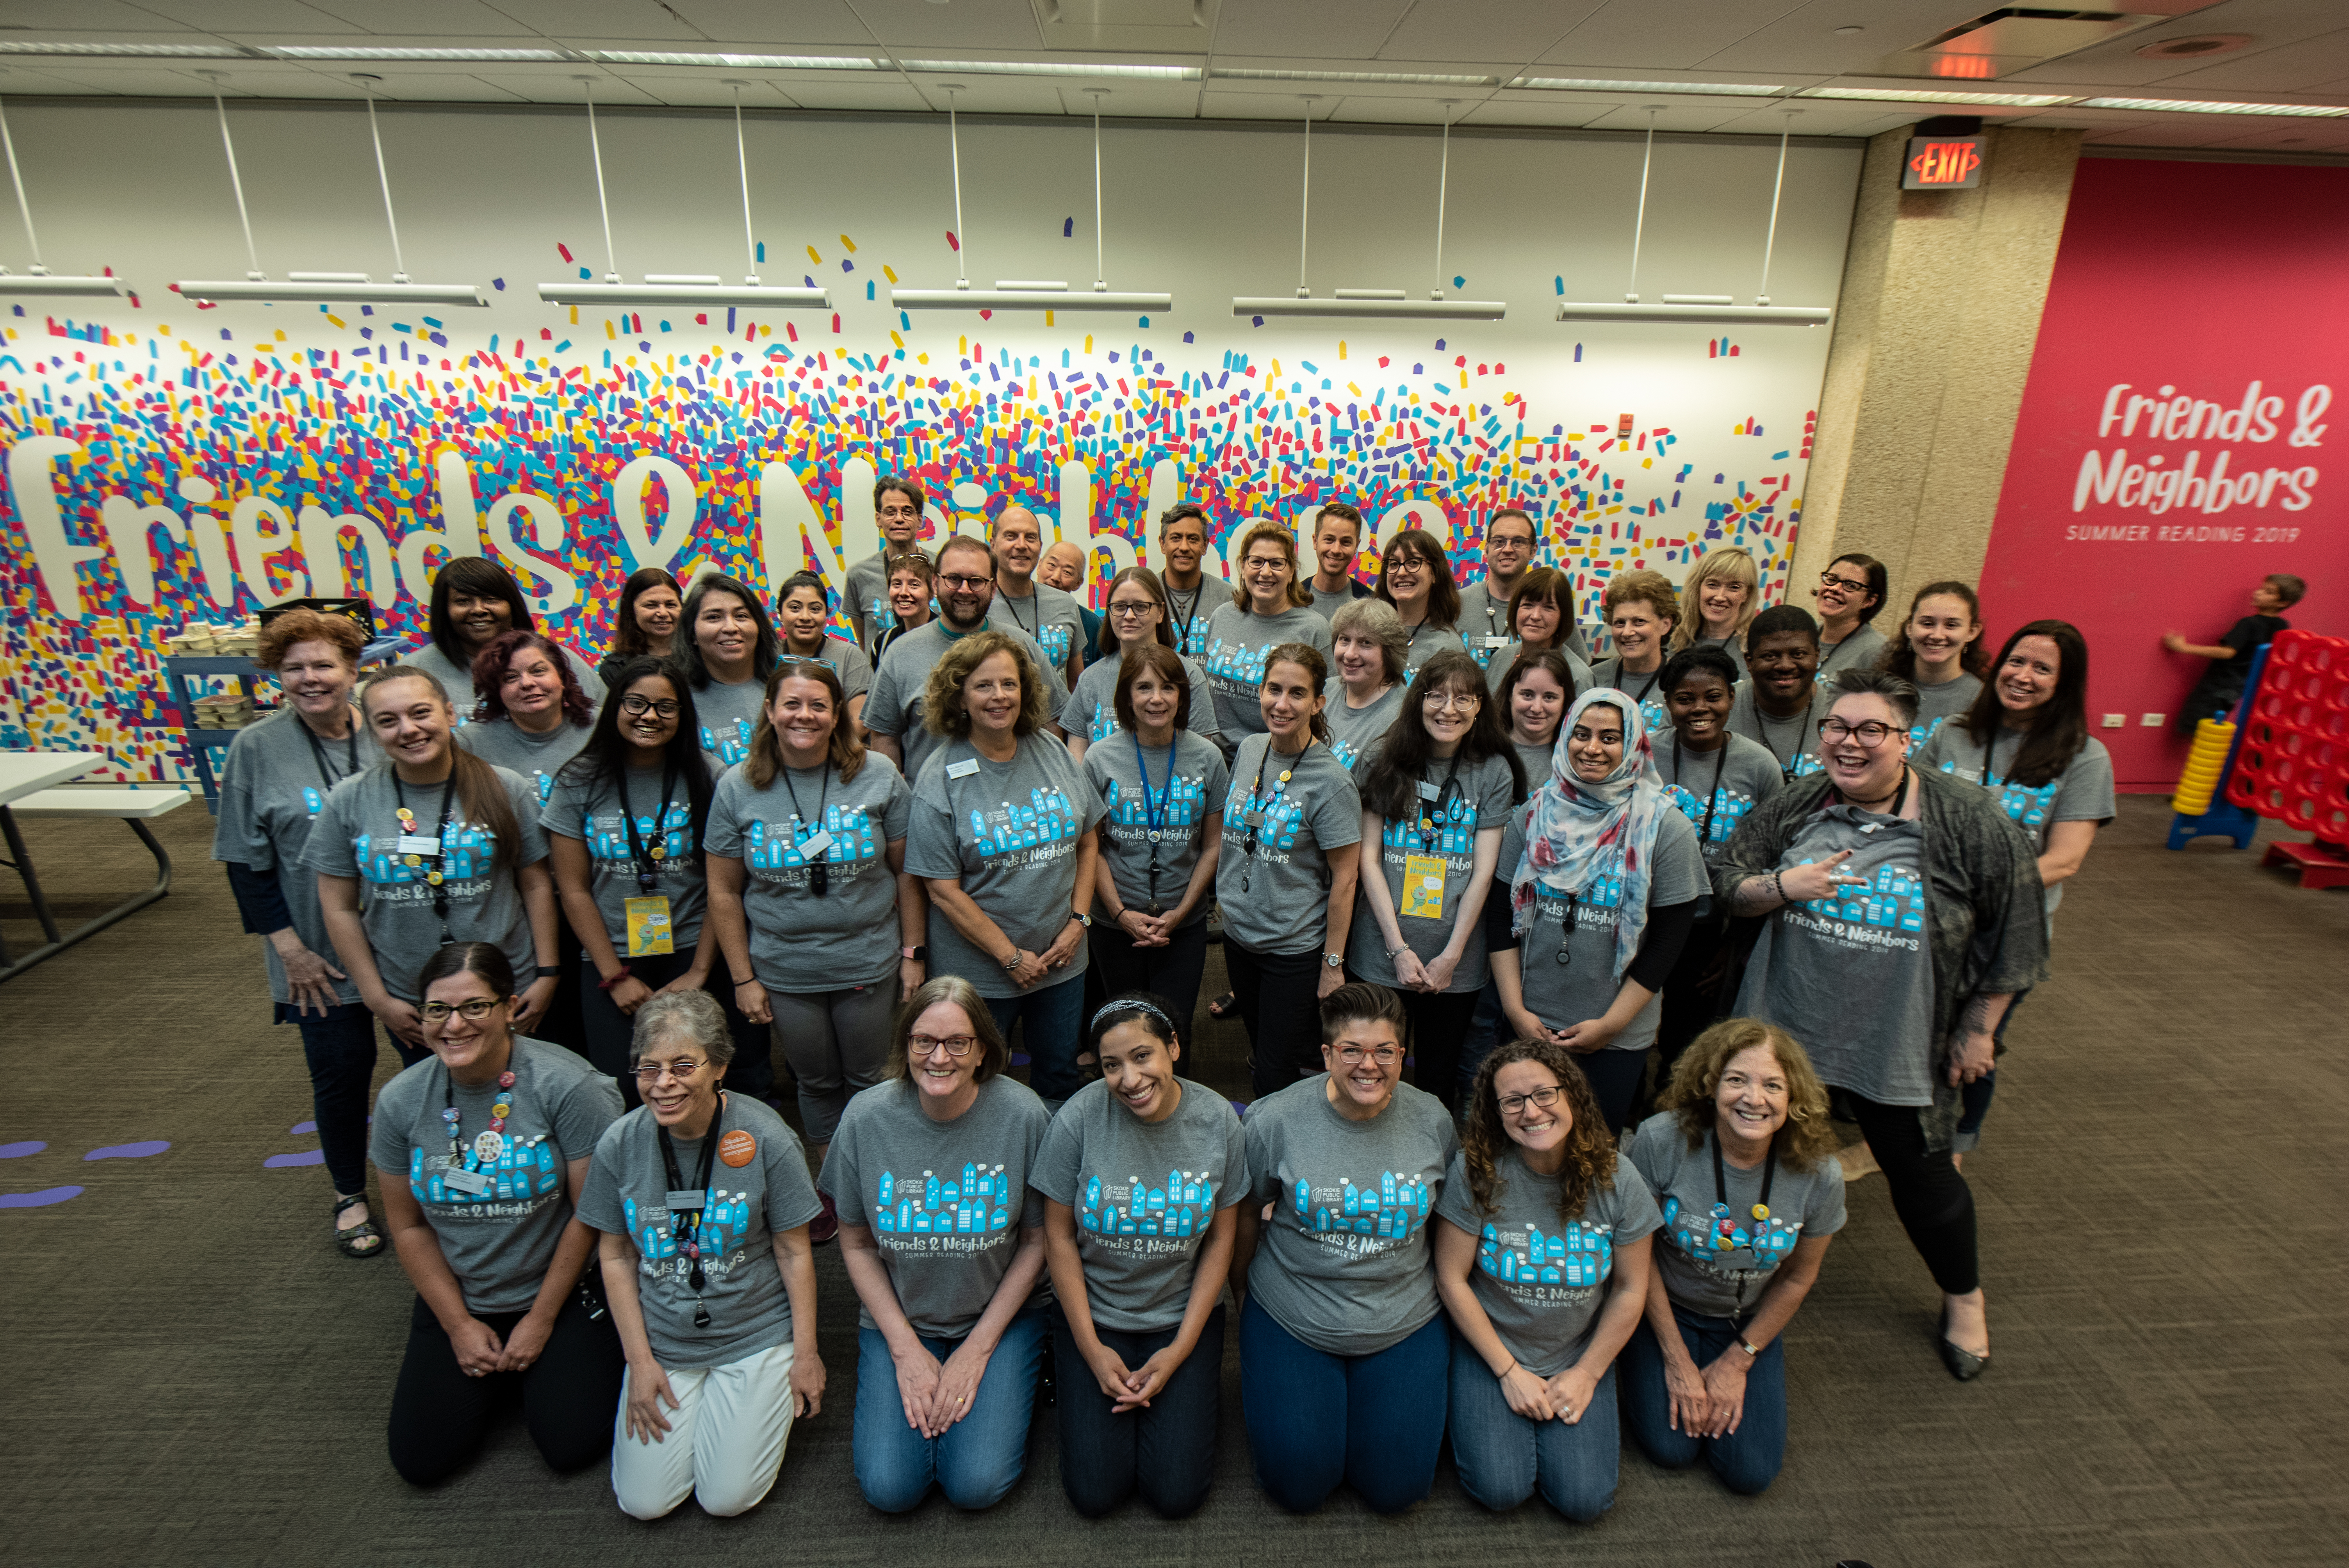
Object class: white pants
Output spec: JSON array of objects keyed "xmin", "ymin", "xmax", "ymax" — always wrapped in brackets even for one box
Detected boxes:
[{"xmin": 611, "ymin": 1342, "xmax": 798, "ymax": 1519}]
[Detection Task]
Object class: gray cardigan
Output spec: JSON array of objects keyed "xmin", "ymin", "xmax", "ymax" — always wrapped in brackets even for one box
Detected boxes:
[{"xmin": 1714, "ymin": 766, "xmax": 2049, "ymax": 1149}]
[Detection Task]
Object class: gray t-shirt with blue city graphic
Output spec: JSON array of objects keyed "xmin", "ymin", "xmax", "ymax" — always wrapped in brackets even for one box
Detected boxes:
[
  {"xmin": 405, "ymin": 638, "xmax": 605, "ymax": 718},
  {"xmin": 1083, "ymin": 730, "xmax": 1228, "ymax": 929},
  {"xmin": 301, "ymin": 762, "xmax": 550, "ymax": 1003},
  {"xmin": 1201, "ymin": 602, "xmax": 1334, "ymax": 742},
  {"xmin": 1348, "ymin": 751, "xmax": 1520, "ymax": 994},
  {"xmin": 1588, "ymin": 658, "xmax": 1672, "ymax": 738},
  {"xmin": 1242, "ymin": 1075, "xmax": 1460, "ymax": 1357},
  {"xmin": 1624, "ymin": 1111, "xmax": 1846, "ymax": 1320},
  {"xmin": 1433, "ymin": 1145, "xmax": 1662, "ymax": 1376},
  {"xmin": 577, "ymin": 1095, "xmax": 823, "ymax": 1371},
  {"xmin": 211, "ymin": 709, "xmax": 380, "ymax": 1007},
  {"xmin": 369, "ymin": 1037, "xmax": 623, "ymax": 1314},
  {"xmin": 1909, "ymin": 671, "xmax": 1982, "ymax": 747},
  {"xmin": 1454, "ymin": 581, "xmax": 1518, "ymax": 672},
  {"xmin": 540, "ymin": 759, "xmax": 718, "ymax": 954},
  {"xmin": 989, "ymin": 582, "xmax": 1087, "ymax": 679},
  {"xmin": 691, "ymin": 675, "xmax": 768, "ymax": 773},
  {"xmin": 845, "ymin": 546, "xmax": 929, "ymax": 650},
  {"xmin": 1398, "ymin": 622, "xmax": 1470, "ymax": 688},
  {"xmin": 1215, "ymin": 735, "xmax": 1363, "ymax": 956},
  {"xmin": 455, "ymin": 717, "xmax": 594, "ymax": 809},
  {"xmin": 818, "ymin": 1075, "xmax": 1053, "ymax": 1339},
  {"xmin": 1483, "ymin": 642, "xmax": 1595, "ymax": 699},
  {"xmin": 1322, "ymin": 679, "xmax": 1406, "ymax": 774},
  {"xmin": 907, "ymin": 734, "xmax": 1107, "ymax": 1000},
  {"xmin": 1032, "ymin": 1077, "xmax": 1249, "ymax": 1334},
  {"xmin": 703, "ymin": 755, "xmax": 913, "ymax": 992},
  {"xmin": 1064, "ymin": 648, "xmax": 1223, "ymax": 752},
  {"xmin": 1497, "ymin": 805, "xmax": 1707, "ymax": 1052},
  {"xmin": 1728, "ymin": 681, "xmax": 1832, "ymax": 780},
  {"xmin": 864, "ymin": 618, "xmax": 1070, "ymax": 789},
  {"xmin": 1915, "ymin": 726, "xmax": 2114, "ymax": 916},
  {"xmin": 1651, "ymin": 732, "xmax": 1785, "ymax": 919}
]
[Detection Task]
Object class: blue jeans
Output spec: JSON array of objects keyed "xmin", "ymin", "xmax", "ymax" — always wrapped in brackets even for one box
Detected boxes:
[
  {"xmin": 851, "ymin": 1310, "xmax": 1047, "ymax": 1513},
  {"xmin": 983, "ymin": 971, "xmax": 1088, "ymax": 1105},
  {"xmin": 1621, "ymin": 1306, "xmax": 1788, "ymax": 1497},
  {"xmin": 1455, "ymin": 980, "xmax": 1505, "ymax": 1106},
  {"xmin": 1053, "ymin": 1303, "xmax": 1224, "ymax": 1518},
  {"xmin": 1238, "ymin": 1294, "xmax": 1447, "ymax": 1515},
  {"xmin": 1446, "ymin": 1334, "xmax": 1620, "ymax": 1521},
  {"xmin": 280, "ymin": 1001, "xmax": 422, "ymax": 1198}
]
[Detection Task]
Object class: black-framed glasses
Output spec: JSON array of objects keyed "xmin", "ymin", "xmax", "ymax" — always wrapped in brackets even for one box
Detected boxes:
[
  {"xmin": 909, "ymin": 1032, "xmax": 977, "ymax": 1058},
  {"xmin": 1107, "ymin": 600, "xmax": 1158, "ymax": 619},
  {"xmin": 631, "ymin": 1057, "xmax": 708, "ymax": 1082},
  {"xmin": 618, "ymin": 694, "xmax": 680, "ymax": 718},
  {"xmin": 419, "ymin": 998, "xmax": 504, "ymax": 1022},
  {"xmin": 1496, "ymin": 1085, "xmax": 1563, "ymax": 1116},
  {"xmin": 1819, "ymin": 571, "xmax": 1870, "ymax": 595},
  {"xmin": 939, "ymin": 573, "xmax": 991, "ymax": 592},
  {"xmin": 1821, "ymin": 718, "xmax": 1899, "ymax": 748}
]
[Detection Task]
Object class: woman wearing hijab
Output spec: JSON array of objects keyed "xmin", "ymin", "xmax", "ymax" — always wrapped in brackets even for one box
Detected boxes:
[{"xmin": 1485, "ymin": 690, "xmax": 1708, "ymax": 1135}]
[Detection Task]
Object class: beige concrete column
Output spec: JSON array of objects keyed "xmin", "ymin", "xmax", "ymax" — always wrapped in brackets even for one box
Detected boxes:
[{"xmin": 1795, "ymin": 124, "xmax": 2083, "ymax": 625}]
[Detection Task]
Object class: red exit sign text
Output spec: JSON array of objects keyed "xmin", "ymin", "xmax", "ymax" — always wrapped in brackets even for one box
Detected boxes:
[{"xmin": 1904, "ymin": 136, "xmax": 1985, "ymax": 190}]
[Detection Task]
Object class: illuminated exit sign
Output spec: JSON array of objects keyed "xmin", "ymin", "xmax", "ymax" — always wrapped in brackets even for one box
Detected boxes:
[{"xmin": 1903, "ymin": 135, "xmax": 1985, "ymax": 190}]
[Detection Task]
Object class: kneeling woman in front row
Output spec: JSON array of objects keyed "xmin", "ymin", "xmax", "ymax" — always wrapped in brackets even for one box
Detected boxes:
[
  {"xmin": 1620, "ymin": 1019, "xmax": 1844, "ymax": 1496},
  {"xmin": 822, "ymin": 977, "xmax": 1052, "ymax": 1513},
  {"xmin": 1436, "ymin": 1042, "xmax": 1659, "ymax": 1523},
  {"xmin": 371, "ymin": 942, "xmax": 626, "ymax": 1486},
  {"xmin": 581, "ymin": 990, "xmax": 826, "ymax": 1520},
  {"xmin": 1234, "ymin": 982, "xmax": 1458, "ymax": 1516},
  {"xmin": 1037, "ymin": 992, "xmax": 1248, "ymax": 1518}
]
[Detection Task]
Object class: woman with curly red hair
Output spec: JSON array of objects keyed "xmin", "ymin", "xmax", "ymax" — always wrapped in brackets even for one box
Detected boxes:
[{"xmin": 460, "ymin": 629, "xmax": 598, "ymax": 805}]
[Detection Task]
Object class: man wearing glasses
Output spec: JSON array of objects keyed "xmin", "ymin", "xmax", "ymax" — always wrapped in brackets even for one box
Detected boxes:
[
  {"xmin": 863, "ymin": 535, "xmax": 1068, "ymax": 784},
  {"xmin": 846, "ymin": 476, "xmax": 934, "ymax": 650},
  {"xmin": 1457, "ymin": 509, "xmax": 1581, "ymax": 668}
]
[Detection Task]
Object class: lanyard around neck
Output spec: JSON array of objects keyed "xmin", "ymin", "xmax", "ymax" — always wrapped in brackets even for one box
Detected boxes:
[{"xmin": 617, "ymin": 763, "xmax": 681, "ymax": 893}]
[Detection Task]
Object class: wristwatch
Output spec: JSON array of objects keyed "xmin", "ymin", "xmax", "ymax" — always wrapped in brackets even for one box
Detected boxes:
[
  {"xmin": 1068, "ymin": 911, "xmax": 1092, "ymax": 929},
  {"xmin": 1322, "ymin": 951, "xmax": 1344, "ymax": 969},
  {"xmin": 533, "ymin": 965, "xmax": 560, "ymax": 980},
  {"xmin": 1738, "ymin": 1338, "xmax": 1762, "ymax": 1359},
  {"xmin": 899, "ymin": 945, "xmax": 927, "ymax": 961}
]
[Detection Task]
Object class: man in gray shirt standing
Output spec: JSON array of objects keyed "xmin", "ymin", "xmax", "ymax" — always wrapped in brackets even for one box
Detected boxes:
[
  {"xmin": 1305, "ymin": 502, "xmax": 1373, "ymax": 624},
  {"xmin": 991, "ymin": 504, "xmax": 1087, "ymax": 688},
  {"xmin": 1456, "ymin": 508, "xmax": 1578, "ymax": 666},
  {"xmin": 843, "ymin": 474, "xmax": 932, "ymax": 650}
]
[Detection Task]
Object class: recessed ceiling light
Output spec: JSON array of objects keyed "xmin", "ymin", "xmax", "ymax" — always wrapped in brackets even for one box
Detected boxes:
[
  {"xmin": 900, "ymin": 59, "xmax": 1201, "ymax": 80},
  {"xmin": 1512, "ymin": 77, "xmax": 1786, "ymax": 96},
  {"xmin": 1214, "ymin": 68, "xmax": 1499, "ymax": 87},
  {"xmin": 1834, "ymin": 25, "xmax": 1865, "ymax": 36},
  {"xmin": 1806, "ymin": 86, "xmax": 2071, "ymax": 106},
  {"xmin": 2077, "ymin": 96, "xmax": 2348, "ymax": 116}
]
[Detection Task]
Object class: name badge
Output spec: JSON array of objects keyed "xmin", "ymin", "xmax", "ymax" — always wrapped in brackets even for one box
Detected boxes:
[
  {"xmin": 442, "ymin": 1167, "xmax": 492, "ymax": 1196},
  {"xmin": 1416, "ymin": 780, "xmax": 1441, "ymax": 801},
  {"xmin": 665, "ymin": 1189, "xmax": 708, "ymax": 1210},
  {"xmin": 798, "ymin": 830, "xmax": 835, "ymax": 860},
  {"xmin": 625, "ymin": 895, "xmax": 675, "ymax": 957},
  {"xmin": 946, "ymin": 757, "xmax": 981, "ymax": 779},
  {"xmin": 1479, "ymin": 635, "xmax": 1512, "ymax": 649},
  {"xmin": 393, "ymin": 834, "xmax": 442, "ymax": 855},
  {"xmin": 1401, "ymin": 853, "xmax": 1448, "ymax": 918}
]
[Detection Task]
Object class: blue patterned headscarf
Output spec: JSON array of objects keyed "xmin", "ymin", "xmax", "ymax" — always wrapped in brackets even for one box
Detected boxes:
[{"xmin": 1508, "ymin": 687, "xmax": 1670, "ymax": 981}]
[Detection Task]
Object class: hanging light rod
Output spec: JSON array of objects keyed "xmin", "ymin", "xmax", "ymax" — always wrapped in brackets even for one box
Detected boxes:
[
  {"xmin": 173, "ymin": 75, "xmax": 485, "ymax": 306},
  {"xmin": 893, "ymin": 87, "xmax": 1171, "ymax": 315},
  {"xmin": 0, "ymin": 92, "xmax": 125, "ymax": 296}
]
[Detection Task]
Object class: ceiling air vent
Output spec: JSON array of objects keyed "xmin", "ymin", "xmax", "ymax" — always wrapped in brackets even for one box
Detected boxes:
[
  {"xmin": 1874, "ymin": 7, "xmax": 2192, "ymax": 79},
  {"xmin": 2136, "ymin": 34, "xmax": 2253, "ymax": 59}
]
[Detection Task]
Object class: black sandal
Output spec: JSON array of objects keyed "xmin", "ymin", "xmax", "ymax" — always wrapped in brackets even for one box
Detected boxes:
[
  {"xmin": 333, "ymin": 1193, "xmax": 387, "ymax": 1260},
  {"xmin": 1207, "ymin": 991, "xmax": 1238, "ymax": 1019}
]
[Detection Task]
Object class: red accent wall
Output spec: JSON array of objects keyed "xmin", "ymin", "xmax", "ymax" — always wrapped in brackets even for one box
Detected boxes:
[{"xmin": 1982, "ymin": 157, "xmax": 2349, "ymax": 790}]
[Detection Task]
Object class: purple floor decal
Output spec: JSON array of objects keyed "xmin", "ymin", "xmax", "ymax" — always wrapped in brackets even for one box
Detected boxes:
[
  {"xmin": 289, "ymin": 1121, "xmax": 317, "ymax": 1136},
  {"xmin": 83, "ymin": 1141, "xmax": 171, "ymax": 1161},
  {"xmin": 0, "ymin": 1186, "xmax": 84, "ymax": 1208},
  {"xmin": 0, "ymin": 1141, "xmax": 45, "ymax": 1159},
  {"xmin": 264, "ymin": 1151, "xmax": 326, "ymax": 1169}
]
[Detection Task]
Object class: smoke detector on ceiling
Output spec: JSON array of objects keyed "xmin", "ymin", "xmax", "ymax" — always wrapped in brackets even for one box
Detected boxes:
[{"xmin": 2135, "ymin": 34, "xmax": 2253, "ymax": 59}]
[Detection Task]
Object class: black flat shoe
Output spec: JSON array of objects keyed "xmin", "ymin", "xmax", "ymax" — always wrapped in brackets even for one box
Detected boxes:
[{"xmin": 1938, "ymin": 1306, "xmax": 1989, "ymax": 1382}]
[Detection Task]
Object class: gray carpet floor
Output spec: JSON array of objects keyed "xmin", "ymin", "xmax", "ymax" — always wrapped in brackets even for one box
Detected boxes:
[{"xmin": 1, "ymin": 795, "xmax": 2342, "ymax": 1567}]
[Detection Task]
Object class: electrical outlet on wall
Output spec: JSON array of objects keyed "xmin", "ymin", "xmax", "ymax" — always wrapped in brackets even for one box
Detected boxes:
[
  {"xmin": 2141, "ymin": 713, "xmax": 2165, "ymax": 727},
  {"xmin": 2101, "ymin": 714, "xmax": 2124, "ymax": 728}
]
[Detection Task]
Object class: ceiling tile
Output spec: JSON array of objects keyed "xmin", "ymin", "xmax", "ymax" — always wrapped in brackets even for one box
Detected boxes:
[
  {"xmin": 1577, "ymin": 100, "xmax": 1767, "ymax": 134},
  {"xmin": 656, "ymin": 2, "xmax": 874, "ymax": 46},
  {"xmin": 474, "ymin": 1, "xmax": 703, "ymax": 41},
  {"xmin": 1700, "ymin": 0, "xmax": 1980, "ymax": 74},
  {"xmin": 2164, "ymin": 28, "xmax": 2349, "ymax": 94},
  {"xmin": 1197, "ymin": 88, "xmax": 1342, "ymax": 119},
  {"xmin": 1456, "ymin": 97, "xmax": 1613, "ymax": 128},
  {"xmin": 1372, "ymin": 1, "xmax": 1585, "ymax": 66},
  {"xmin": 840, "ymin": 0, "xmax": 1048, "ymax": 52},
  {"xmin": 123, "ymin": 1, "xmax": 365, "ymax": 29},
  {"xmin": 0, "ymin": 0, "xmax": 203, "ymax": 27},
  {"xmin": 2083, "ymin": 122, "xmax": 2239, "ymax": 146},
  {"xmin": 296, "ymin": 2, "xmax": 540, "ymax": 34},
  {"xmin": 13, "ymin": 64, "xmax": 267, "ymax": 95},
  {"xmin": 2201, "ymin": 119, "xmax": 2349, "ymax": 148},
  {"xmin": 2002, "ymin": 0, "xmax": 2349, "ymax": 89},
  {"xmin": 768, "ymin": 81, "xmax": 935, "ymax": 112},
  {"xmin": 1703, "ymin": 102, "xmax": 1894, "ymax": 136},
  {"xmin": 1052, "ymin": 81, "xmax": 1201, "ymax": 116},
  {"xmin": 1539, "ymin": 0, "xmax": 1811, "ymax": 71},
  {"xmin": 1211, "ymin": 1, "xmax": 1410, "ymax": 61}
]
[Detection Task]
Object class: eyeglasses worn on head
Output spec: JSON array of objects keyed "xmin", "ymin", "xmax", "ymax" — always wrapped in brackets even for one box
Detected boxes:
[
  {"xmin": 1821, "ymin": 718, "xmax": 1898, "ymax": 747},
  {"xmin": 420, "ymin": 998, "xmax": 504, "ymax": 1022},
  {"xmin": 618, "ymin": 694, "xmax": 681, "ymax": 718},
  {"xmin": 909, "ymin": 1033, "xmax": 978, "ymax": 1058},
  {"xmin": 1497, "ymin": 1085, "xmax": 1563, "ymax": 1116},
  {"xmin": 631, "ymin": 1058, "xmax": 709, "ymax": 1083}
]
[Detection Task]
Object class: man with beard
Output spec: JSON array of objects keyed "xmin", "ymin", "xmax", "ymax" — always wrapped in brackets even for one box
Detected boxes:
[{"xmin": 866, "ymin": 534, "xmax": 1068, "ymax": 783}]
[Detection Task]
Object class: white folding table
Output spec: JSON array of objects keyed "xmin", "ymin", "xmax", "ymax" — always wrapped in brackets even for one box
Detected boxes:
[{"xmin": 0, "ymin": 751, "xmax": 188, "ymax": 982}]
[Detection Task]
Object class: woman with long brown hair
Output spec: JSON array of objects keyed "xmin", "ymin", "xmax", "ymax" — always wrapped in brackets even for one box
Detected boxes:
[
  {"xmin": 1435, "ymin": 1039, "xmax": 1660, "ymax": 1522},
  {"xmin": 1374, "ymin": 526, "xmax": 1469, "ymax": 684},
  {"xmin": 599, "ymin": 567, "xmax": 683, "ymax": 687}
]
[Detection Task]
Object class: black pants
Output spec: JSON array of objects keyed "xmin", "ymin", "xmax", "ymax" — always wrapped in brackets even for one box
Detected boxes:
[
  {"xmin": 1053, "ymin": 1305, "xmax": 1224, "ymax": 1518},
  {"xmin": 578, "ymin": 949, "xmax": 769, "ymax": 1111},
  {"xmin": 1397, "ymin": 989, "xmax": 1481, "ymax": 1117},
  {"xmin": 1845, "ymin": 1093, "xmax": 1980, "ymax": 1295},
  {"xmin": 1227, "ymin": 941, "xmax": 1328, "ymax": 1101},
  {"xmin": 386, "ymin": 1289, "xmax": 623, "ymax": 1486},
  {"xmin": 1577, "ymin": 1048, "xmax": 1650, "ymax": 1137},
  {"xmin": 1089, "ymin": 920, "xmax": 1211, "ymax": 1045},
  {"xmin": 1653, "ymin": 916, "xmax": 1732, "ymax": 1090}
]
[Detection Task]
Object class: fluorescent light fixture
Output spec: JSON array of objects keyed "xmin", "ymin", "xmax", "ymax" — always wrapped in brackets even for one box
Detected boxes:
[
  {"xmin": 591, "ymin": 51, "xmax": 880, "ymax": 70},
  {"xmin": 0, "ymin": 268, "xmax": 127, "ymax": 298},
  {"xmin": 1214, "ymin": 68, "xmax": 1498, "ymax": 86},
  {"xmin": 176, "ymin": 277, "xmax": 486, "ymax": 305},
  {"xmin": 540, "ymin": 280, "xmax": 831, "ymax": 307},
  {"xmin": 0, "ymin": 41, "xmax": 248, "ymax": 57},
  {"xmin": 1805, "ymin": 86, "xmax": 2071, "ymax": 106},
  {"xmin": 900, "ymin": 58, "xmax": 1201, "ymax": 80},
  {"xmin": 1556, "ymin": 301, "xmax": 1829, "ymax": 325},
  {"xmin": 2076, "ymin": 96, "xmax": 2349, "ymax": 117},
  {"xmin": 1235, "ymin": 293, "xmax": 1506, "ymax": 320},
  {"xmin": 1513, "ymin": 77, "xmax": 1786, "ymax": 96},
  {"xmin": 894, "ymin": 282, "xmax": 1171, "ymax": 311},
  {"xmin": 264, "ymin": 46, "xmax": 574, "ymax": 62}
]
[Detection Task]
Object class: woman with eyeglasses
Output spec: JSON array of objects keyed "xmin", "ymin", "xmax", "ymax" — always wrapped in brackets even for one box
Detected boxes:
[
  {"xmin": 1374, "ymin": 527, "xmax": 1470, "ymax": 686},
  {"xmin": 1435, "ymin": 1041, "xmax": 1660, "ymax": 1522},
  {"xmin": 1202, "ymin": 520, "xmax": 1335, "ymax": 756},
  {"xmin": 309, "ymin": 666, "xmax": 560, "ymax": 1054},
  {"xmin": 1322, "ymin": 598, "xmax": 1409, "ymax": 774},
  {"xmin": 1485, "ymin": 567, "xmax": 1594, "ymax": 698},
  {"xmin": 1081, "ymin": 645, "xmax": 1227, "ymax": 1032},
  {"xmin": 681, "ymin": 573, "xmax": 783, "ymax": 771},
  {"xmin": 544, "ymin": 657, "xmax": 722, "ymax": 1103},
  {"xmin": 775, "ymin": 569, "xmax": 875, "ymax": 734},
  {"xmin": 705, "ymin": 659, "xmax": 922, "ymax": 1240},
  {"xmin": 1590, "ymin": 571, "xmax": 1680, "ymax": 737},
  {"xmin": 1232, "ymin": 982, "xmax": 1460, "ymax": 1515},
  {"xmin": 1218, "ymin": 644, "xmax": 1363, "ymax": 1101},
  {"xmin": 1487, "ymin": 691, "xmax": 1707, "ymax": 1136},
  {"xmin": 1811, "ymin": 554, "xmax": 1889, "ymax": 681},
  {"xmin": 1719, "ymin": 668, "xmax": 2045, "ymax": 1379},
  {"xmin": 411, "ymin": 556, "xmax": 603, "ymax": 713},
  {"xmin": 1035, "ymin": 992, "xmax": 1248, "ymax": 1517},
  {"xmin": 820, "ymin": 976, "xmax": 1052, "ymax": 1513},
  {"xmin": 907, "ymin": 631, "xmax": 1105, "ymax": 1105},
  {"xmin": 371, "ymin": 941, "xmax": 626, "ymax": 1486},
  {"xmin": 1349, "ymin": 650, "xmax": 1524, "ymax": 1115},
  {"xmin": 1063, "ymin": 565, "xmax": 1222, "ymax": 762},
  {"xmin": 1620, "ymin": 1019, "xmax": 1844, "ymax": 1496},
  {"xmin": 599, "ymin": 567, "xmax": 684, "ymax": 689},
  {"xmin": 580, "ymin": 991, "xmax": 825, "ymax": 1520}
]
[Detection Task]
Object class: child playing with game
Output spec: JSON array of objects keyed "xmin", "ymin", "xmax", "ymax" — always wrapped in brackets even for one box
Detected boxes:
[{"xmin": 2163, "ymin": 574, "xmax": 2304, "ymax": 732}]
